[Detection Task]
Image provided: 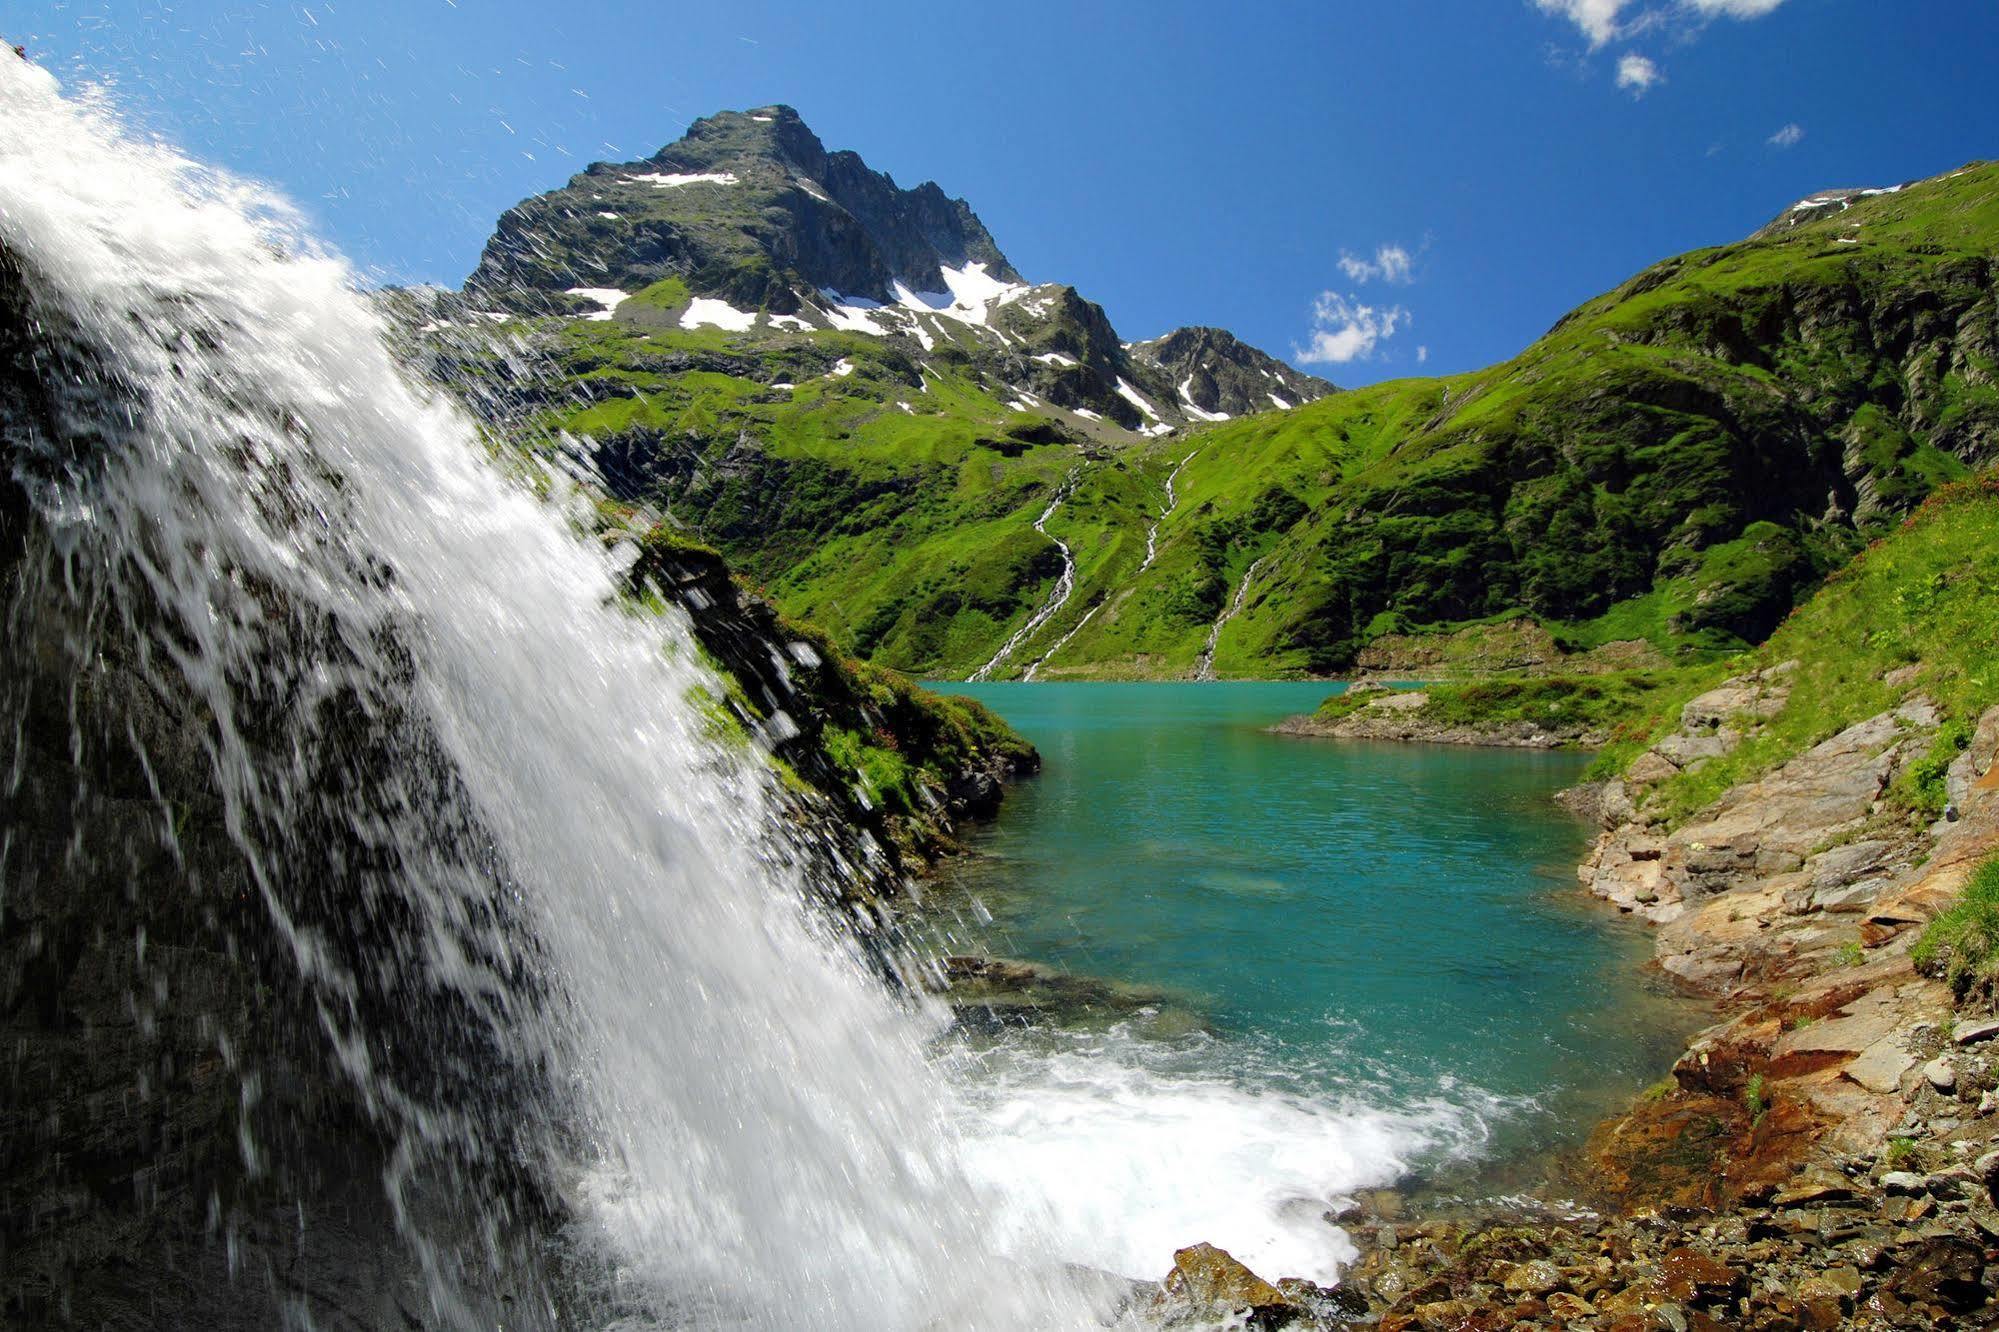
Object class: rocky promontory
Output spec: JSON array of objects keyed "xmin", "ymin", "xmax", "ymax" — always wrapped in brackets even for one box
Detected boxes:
[{"xmin": 1274, "ymin": 677, "xmax": 1664, "ymax": 749}]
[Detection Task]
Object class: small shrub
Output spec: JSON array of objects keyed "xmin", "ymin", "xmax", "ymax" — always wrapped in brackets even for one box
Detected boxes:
[
  {"xmin": 1743, "ymin": 1072, "xmax": 1769, "ymax": 1124},
  {"xmin": 1885, "ymin": 1136, "xmax": 1920, "ymax": 1170},
  {"xmin": 1836, "ymin": 940, "xmax": 1866, "ymax": 968},
  {"xmin": 1911, "ymin": 855, "xmax": 1999, "ymax": 990},
  {"xmin": 1900, "ymin": 719, "xmax": 1972, "ymax": 818}
]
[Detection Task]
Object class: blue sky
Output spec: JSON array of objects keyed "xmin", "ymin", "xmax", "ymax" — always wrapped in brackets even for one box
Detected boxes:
[{"xmin": 15, "ymin": 1, "xmax": 1999, "ymax": 386}]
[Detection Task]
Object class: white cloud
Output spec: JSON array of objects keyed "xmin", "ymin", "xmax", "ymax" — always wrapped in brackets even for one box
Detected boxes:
[
  {"xmin": 1615, "ymin": 53, "xmax": 1663, "ymax": 95},
  {"xmin": 1337, "ymin": 243, "xmax": 1414, "ymax": 285},
  {"xmin": 1417, "ymin": 346, "xmax": 1430, "ymax": 364},
  {"xmin": 1687, "ymin": 0, "xmax": 1787, "ymax": 16},
  {"xmin": 1295, "ymin": 292, "xmax": 1409, "ymax": 365},
  {"xmin": 1767, "ymin": 122, "xmax": 1805, "ymax": 148},
  {"xmin": 1534, "ymin": 0, "xmax": 1631, "ymax": 48},
  {"xmin": 1533, "ymin": 0, "xmax": 1788, "ymax": 49}
]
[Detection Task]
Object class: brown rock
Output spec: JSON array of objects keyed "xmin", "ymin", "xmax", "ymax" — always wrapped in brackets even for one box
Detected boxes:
[
  {"xmin": 1160, "ymin": 1242, "xmax": 1303, "ymax": 1325},
  {"xmin": 1502, "ymin": 1258, "xmax": 1562, "ymax": 1295},
  {"xmin": 1545, "ymin": 1289, "xmax": 1595, "ymax": 1318},
  {"xmin": 1884, "ymin": 1235, "xmax": 1985, "ymax": 1311},
  {"xmin": 1655, "ymin": 1247, "xmax": 1741, "ymax": 1303},
  {"xmin": 1410, "ymin": 1298, "xmax": 1469, "ymax": 1330},
  {"xmin": 1773, "ymin": 1168, "xmax": 1855, "ymax": 1207},
  {"xmin": 1598, "ymin": 1285, "xmax": 1652, "ymax": 1316}
]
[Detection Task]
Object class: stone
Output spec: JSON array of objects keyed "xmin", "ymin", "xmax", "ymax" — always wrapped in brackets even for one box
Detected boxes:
[
  {"xmin": 1160, "ymin": 1242, "xmax": 1298, "ymax": 1323},
  {"xmin": 1923, "ymin": 1056, "xmax": 1956, "ymax": 1093},
  {"xmin": 1626, "ymin": 750, "xmax": 1683, "ymax": 787},
  {"xmin": 1655, "ymin": 1247, "xmax": 1740, "ymax": 1302},
  {"xmin": 1884, "ymin": 1235, "xmax": 1985, "ymax": 1311},
  {"xmin": 1598, "ymin": 1285, "xmax": 1651, "ymax": 1315},
  {"xmin": 1410, "ymin": 1298, "xmax": 1469, "ymax": 1330},
  {"xmin": 1800, "ymin": 1264, "xmax": 1862, "ymax": 1297},
  {"xmin": 1974, "ymin": 1148, "xmax": 1999, "ymax": 1199},
  {"xmin": 1370, "ymin": 689, "xmax": 1429, "ymax": 713},
  {"xmin": 1774, "ymin": 1169, "xmax": 1857, "ymax": 1207},
  {"xmin": 1502, "ymin": 1258, "xmax": 1562, "ymax": 1295},
  {"xmin": 1544, "ymin": 1290, "xmax": 1594, "ymax": 1318},
  {"xmin": 1844, "ymin": 1038, "xmax": 1916, "ymax": 1094},
  {"xmin": 1807, "ymin": 839, "xmax": 1895, "ymax": 891},
  {"xmin": 1681, "ymin": 679, "xmax": 1782, "ymax": 729},
  {"xmin": 1813, "ymin": 877, "xmax": 1890, "ymax": 912},
  {"xmin": 1880, "ymin": 1171, "xmax": 1926, "ymax": 1195},
  {"xmin": 1953, "ymin": 1017, "xmax": 1999, "ymax": 1046}
]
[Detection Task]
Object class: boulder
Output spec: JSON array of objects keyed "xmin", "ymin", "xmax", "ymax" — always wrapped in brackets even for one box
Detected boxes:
[{"xmin": 1157, "ymin": 1243, "xmax": 1310, "ymax": 1327}]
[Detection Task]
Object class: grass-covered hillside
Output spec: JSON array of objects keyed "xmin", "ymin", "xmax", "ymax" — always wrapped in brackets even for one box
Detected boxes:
[
  {"xmin": 1050, "ymin": 162, "xmax": 1999, "ymax": 677},
  {"xmin": 1591, "ymin": 471, "xmax": 1999, "ymax": 825},
  {"xmin": 1301, "ymin": 469, "xmax": 1999, "ymax": 836},
  {"xmin": 434, "ymin": 141, "xmax": 1996, "ymax": 682}
]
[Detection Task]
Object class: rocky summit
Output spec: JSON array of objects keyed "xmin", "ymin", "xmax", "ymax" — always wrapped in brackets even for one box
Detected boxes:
[
  {"xmin": 468, "ymin": 105, "xmax": 1020, "ymax": 311},
  {"xmin": 457, "ymin": 104, "xmax": 1329, "ymax": 435}
]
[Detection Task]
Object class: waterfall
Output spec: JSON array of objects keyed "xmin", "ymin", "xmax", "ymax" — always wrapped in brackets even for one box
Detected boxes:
[{"xmin": 0, "ymin": 58, "xmax": 1097, "ymax": 1330}]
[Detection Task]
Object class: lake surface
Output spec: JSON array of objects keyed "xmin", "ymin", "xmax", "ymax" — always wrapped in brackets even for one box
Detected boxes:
[{"xmin": 928, "ymin": 682, "xmax": 1700, "ymax": 1281}]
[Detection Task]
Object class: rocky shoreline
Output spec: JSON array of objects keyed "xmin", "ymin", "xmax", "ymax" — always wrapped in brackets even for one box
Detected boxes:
[{"xmin": 1149, "ymin": 665, "xmax": 1999, "ymax": 1328}]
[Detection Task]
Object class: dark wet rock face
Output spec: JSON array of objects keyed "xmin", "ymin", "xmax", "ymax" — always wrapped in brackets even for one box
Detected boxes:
[{"xmin": 0, "ymin": 244, "xmax": 566, "ymax": 1326}]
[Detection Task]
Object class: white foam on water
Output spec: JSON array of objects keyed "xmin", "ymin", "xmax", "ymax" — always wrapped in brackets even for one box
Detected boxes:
[{"xmin": 953, "ymin": 1030, "xmax": 1499, "ymax": 1284}]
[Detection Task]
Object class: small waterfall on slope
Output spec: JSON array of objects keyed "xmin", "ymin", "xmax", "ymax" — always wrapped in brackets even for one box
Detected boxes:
[{"xmin": 0, "ymin": 58, "xmax": 1097, "ymax": 1330}]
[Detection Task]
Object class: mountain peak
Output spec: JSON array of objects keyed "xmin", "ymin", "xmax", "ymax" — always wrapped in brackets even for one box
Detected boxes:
[
  {"xmin": 1129, "ymin": 326, "xmax": 1334, "ymax": 416},
  {"xmin": 468, "ymin": 106, "xmax": 1015, "ymax": 308}
]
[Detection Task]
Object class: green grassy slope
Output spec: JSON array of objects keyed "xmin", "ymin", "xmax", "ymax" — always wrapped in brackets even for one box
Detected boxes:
[
  {"xmin": 429, "ymin": 285, "xmax": 1185, "ymax": 680},
  {"xmin": 433, "ymin": 159, "xmax": 1997, "ymax": 682},
  {"xmin": 1044, "ymin": 161, "xmax": 1999, "ymax": 677},
  {"xmin": 1296, "ymin": 471, "xmax": 1999, "ymax": 839},
  {"xmin": 1599, "ymin": 472, "xmax": 1999, "ymax": 824}
]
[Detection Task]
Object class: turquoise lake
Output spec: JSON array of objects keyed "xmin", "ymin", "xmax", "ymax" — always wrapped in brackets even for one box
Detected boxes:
[{"xmin": 928, "ymin": 683, "xmax": 1701, "ymax": 1269}]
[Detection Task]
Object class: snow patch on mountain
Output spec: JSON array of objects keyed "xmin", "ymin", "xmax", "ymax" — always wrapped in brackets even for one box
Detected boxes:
[
  {"xmin": 630, "ymin": 170, "xmax": 739, "ymax": 188},
  {"xmin": 1178, "ymin": 376, "xmax": 1231, "ymax": 422},
  {"xmin": 1116, "ymin": 378, "xmax": 1165, "ymax": 422},
  {"xmin": 680, "ymin": 298, "xmax": 758, "ymax": 331},
  {"xmin": 565, "ymin": 287, "xmax": 631, "ymax": 321}
]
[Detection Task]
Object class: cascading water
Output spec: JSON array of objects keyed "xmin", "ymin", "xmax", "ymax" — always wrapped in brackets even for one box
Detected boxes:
[{"xmin": 0, "ymin": 57, "xmax": 1100, "ymax": 1329}]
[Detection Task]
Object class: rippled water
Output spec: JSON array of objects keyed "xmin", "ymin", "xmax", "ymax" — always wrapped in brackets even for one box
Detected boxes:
[{"xmin": 931, "ymin": 683, "xmax": 1701, "ymax": 1281}]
